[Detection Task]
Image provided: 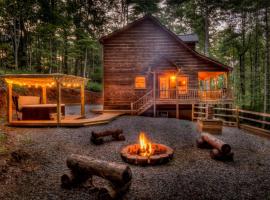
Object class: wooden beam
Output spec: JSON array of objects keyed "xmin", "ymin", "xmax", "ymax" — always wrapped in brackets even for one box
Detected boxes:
[
  {"xmin": 81, "ymin": 80, "xmax": 85, "ymax": 117},
  {"xmin": 153, "ymin": 72, "xmax": 156, "ymax": 117},
  {"xmin": 176, "ymin": 103, "xmax": 179, "ymax": 119},
  {"xmin": 7, "ymin": 83, "xmax": 13, "ymax": 123},
  {"xmin": 191, "ymin": 104, "xmax": 194, "ymax": 121},
  {"xmin": 57, "ymin": 81, "xmax": 61, "ymax": 125},
  {"xmin": 42, "ymin": 86, "xmax": 47, "ymax": 104}
]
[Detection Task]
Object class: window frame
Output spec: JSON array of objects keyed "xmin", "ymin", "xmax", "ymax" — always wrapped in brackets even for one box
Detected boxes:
[
  {"xmin": 177, "ymin": 76, "xmax": 188, "ymax": 94},
  {"xmin": 134, "ymin": 75, "xmax": 147, "ymax": 90}
]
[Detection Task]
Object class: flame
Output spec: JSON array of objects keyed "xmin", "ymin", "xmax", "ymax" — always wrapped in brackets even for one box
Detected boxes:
[{"xmin": 139, "ymin": 132, "xmax": 153, "ymax": 157}]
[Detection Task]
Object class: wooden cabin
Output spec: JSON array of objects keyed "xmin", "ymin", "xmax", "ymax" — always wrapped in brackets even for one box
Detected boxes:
[{"xmin": 99, "ymin": 15, "xmax": 233, "ymax": 120}]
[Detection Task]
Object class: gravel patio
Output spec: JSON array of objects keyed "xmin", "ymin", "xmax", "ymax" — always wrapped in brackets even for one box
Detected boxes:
[{"xmin": 1, "ymin": 115, "xmax": 270, "ymax": 200}]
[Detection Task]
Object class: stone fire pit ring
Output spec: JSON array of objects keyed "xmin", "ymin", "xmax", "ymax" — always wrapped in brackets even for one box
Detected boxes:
[{"xmin": 120, "ymin": 143, "xmax": 174, "ymax": 165}]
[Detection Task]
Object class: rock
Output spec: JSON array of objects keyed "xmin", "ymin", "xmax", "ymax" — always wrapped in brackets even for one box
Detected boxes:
[
  {"xmin": 11, "ymin": 149, "xmax": 31, "ymax": 162},
  {"xmin": 0, "ymin": 159, "xmax": 8, "ymax": 173}
]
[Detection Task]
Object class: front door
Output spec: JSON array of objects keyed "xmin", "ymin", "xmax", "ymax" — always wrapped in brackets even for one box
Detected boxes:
[{"xmin": 159, "ymin": 77, "xmax": 169, "ymax": 98}]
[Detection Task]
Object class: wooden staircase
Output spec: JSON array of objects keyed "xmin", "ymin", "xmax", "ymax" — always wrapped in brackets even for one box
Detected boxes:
[{"xmin": 131, "ymin": 90, "xmax": 153, "ymax": 115}]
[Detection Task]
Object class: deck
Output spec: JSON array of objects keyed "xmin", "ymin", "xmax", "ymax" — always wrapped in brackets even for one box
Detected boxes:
[{"xmin": 7, "ymin": 112, "xmax": 123, "ymax": 127}]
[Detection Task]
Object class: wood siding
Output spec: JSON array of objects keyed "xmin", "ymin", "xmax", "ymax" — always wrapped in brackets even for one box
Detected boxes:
[{"xmin": 102, "ymin": 18, "xmax": 228, "ymax": 110}]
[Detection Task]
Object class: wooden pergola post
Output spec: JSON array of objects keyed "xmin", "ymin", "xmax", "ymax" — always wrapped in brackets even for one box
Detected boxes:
[
  {"xmin": 7, "ymin": 83, "xmax": 13, "ymax": 123},
  {"xmin": 56, "ymin": 80, "xmax": 61, "ymax": 125},
  {"xmin": 42, "ymin": 86, "xmax": 47, "ymax": 104},
  {"xmin": 81, "ymin": 80, "xmax": 85, "ymax": 117},
  {"xmin": 153, "ymin": 72, "xmax": 156, "ymax": 117}
]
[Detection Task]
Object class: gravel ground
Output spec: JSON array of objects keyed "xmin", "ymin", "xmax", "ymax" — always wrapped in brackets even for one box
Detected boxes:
[{"xmin": 1, "ymin": 114, "xmax": 270, "ymax": 200}]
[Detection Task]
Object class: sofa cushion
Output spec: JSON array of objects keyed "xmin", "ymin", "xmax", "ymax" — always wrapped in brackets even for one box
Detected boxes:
[{"xmin": 18, "ymin": 96, "xmax": 40, "ymax": 111}]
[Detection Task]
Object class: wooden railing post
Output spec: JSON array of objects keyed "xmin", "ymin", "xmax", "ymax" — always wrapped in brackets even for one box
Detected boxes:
[
  {"xmin": 153, "ymin": 72, "xmax": 156, "ymax": 117},
  {"xmin": 236, "ymin": 107, "xmax": 240, "ymax": 128},
  {"xmin": 192, "ymin": 104, "xmax": 194, "ymax": 121},
  {"xmin": 131, "ymin": 103, "xmax": 134, "ymax": 115}
]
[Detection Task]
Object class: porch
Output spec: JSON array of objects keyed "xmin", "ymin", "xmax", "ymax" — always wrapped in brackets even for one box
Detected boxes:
[{"xmin": 132, "ymin": 71, "xmax": 233, "ymax": 116}]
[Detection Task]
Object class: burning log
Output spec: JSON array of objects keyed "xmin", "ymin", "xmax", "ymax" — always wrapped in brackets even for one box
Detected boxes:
[
  {"xmin": 91, "ymin": 129, "xmax": 125, "ymax": 145},
  {"xmin": 201, "ymin": 133, "xmax": 231, "ymax": 154},
  {"xmin": 61, "ymin": 154, "xmax": 132, "ymax": 199},
  {"xmin": 210, "ymin": 149, "xmax": 234, "ymax": 161}
]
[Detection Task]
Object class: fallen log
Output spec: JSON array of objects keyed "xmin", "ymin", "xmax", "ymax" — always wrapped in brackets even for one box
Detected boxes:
[
  {"xmin": 67, "ymin": 154, "xmax": 132, "ymax": 185},
  {"xmin": 196, "ymin": 138, "xmax": 212, "ymax": 149},
  {"xmin": 98, "ymin": 181, "xmax": 131, "ymax": 200},
  {"xmin": 61, "ymin": 154, "xmax": 132, "ymax": 199},
  {"xmin": 91, "ymin": 129, "xmax": 125, "ymax": 145},
  {"xmin": 201, "ymin": 133, "xmax": 231, "ymax": 154},
  {"xmin": 210, "ymin": 149, "xmax": 234, "ymax": 161},
  {"xmin": 92, "ymin": 129, "xmax": 123, "ymax": 138}
]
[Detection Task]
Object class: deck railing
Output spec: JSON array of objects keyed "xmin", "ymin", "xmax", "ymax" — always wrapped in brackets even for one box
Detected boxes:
[
  {"xmin": 131, "ymin": 90, "xmax": 153, "ymax": 114},
  {"xmin": 157, "ymin": 89, "xmax": 232, "ymax": 102},
  {"xmin": 211, "ymin": 107, "xmax": 270, "ymax": 136},
  {"xmin": 131, "ymin": 88, "xmax": 233, "ymax": 115}
]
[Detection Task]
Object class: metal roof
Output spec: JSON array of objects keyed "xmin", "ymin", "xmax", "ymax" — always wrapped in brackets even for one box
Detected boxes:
[{"xmin": 178, "ymin": 34, "xmax": 199, "ymax": 43}]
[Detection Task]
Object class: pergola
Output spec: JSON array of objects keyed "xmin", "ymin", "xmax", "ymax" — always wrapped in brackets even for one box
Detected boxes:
[{"xmin": 1, "ymin": 74, "xmax": 86, "ymax": 125}]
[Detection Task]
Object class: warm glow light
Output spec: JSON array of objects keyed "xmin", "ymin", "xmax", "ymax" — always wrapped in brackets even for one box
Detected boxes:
[
  {"xmin": 139, "ymin": 132, "xmax": 153, "ymax": 157},
  {"xmin": 170, "ymin": 75, "xmax": 176, "ymax": 81}
]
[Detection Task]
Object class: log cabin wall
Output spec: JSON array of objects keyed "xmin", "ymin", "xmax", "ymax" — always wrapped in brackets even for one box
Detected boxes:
[{"xmin": 101, "ymin": 16, "xmax": 229, "ymax": 110}]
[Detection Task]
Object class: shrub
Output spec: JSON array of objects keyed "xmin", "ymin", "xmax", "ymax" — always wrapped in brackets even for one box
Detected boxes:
[{"xmin": 86, "ymin": 81, "xmax": 102, "ymax": 92}]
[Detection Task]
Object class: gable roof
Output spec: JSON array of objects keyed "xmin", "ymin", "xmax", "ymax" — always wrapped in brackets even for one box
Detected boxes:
[
  {"xmin": 178, "ymin": 33, "xmax": 199, "ymax": 43},
  {"xmin": 99, "ymin": 15, "xmax": 232, "ymax": 71}
]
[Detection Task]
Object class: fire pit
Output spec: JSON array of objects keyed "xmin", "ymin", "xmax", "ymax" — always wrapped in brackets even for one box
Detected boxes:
[{"xmin": 120, "ymin": 132, "xmax": 174, "ymax": 165}]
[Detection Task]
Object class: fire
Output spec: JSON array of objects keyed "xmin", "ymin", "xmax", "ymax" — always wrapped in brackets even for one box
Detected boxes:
[{"xmin": 139, "ymin": 132, "xmax": 153, "ymax": 157}]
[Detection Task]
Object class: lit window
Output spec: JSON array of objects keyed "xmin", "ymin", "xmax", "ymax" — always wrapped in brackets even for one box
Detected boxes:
[
  {"xmin": 177, "ymin": 77, "xmax": 188, "ymax": 93},
  {"xmin": 135, "ymin": 76, "xmax": 146, "ymax": 89}
]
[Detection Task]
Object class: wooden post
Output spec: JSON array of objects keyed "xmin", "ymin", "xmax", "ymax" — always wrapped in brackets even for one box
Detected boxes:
[
  {"xmin": 153, "ymin": 72, "xmax": 156, "ymax": 117},
  {"xmin": 81, "ymin": 80, "xmax": 85, "ymax": 117},
  {"xmin": 224, "ymin": 72, "xmax": 228, "ymax": 88},
  {"xmin": 205, "ymin": 104, "xmax": 209, "ymax": 119},
  {"xmin": 192, "ymin": 104, "xmax": 194, "ymax": 121},
  {"xmin": 7, "ymin": 83, "xmax": 13, "ymax": 123},
  {"xmin": 56, "ymin": 81, "xmax": 61, "ymax": 125},
  {"xmin": 236, "ymin": 106, "xmax": 240, "ymax": 128},
  {"xmin": 176, "ymin": 103, "xmax": 179, "ymax": 119},
  {"xmin": 131, "ymin": 103, "xmax": 134, "ymax": 115},
  {"xmin": 42, "ymin": 86, "xmax": 47, "ymax": 104}
]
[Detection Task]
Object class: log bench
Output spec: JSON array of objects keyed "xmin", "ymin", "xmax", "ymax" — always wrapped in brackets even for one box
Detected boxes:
[
  {"xmin": 196, "ymin": 132, "xmax": 234, "ymax": 161},
  {"xmin": 91, "ymin": 129, "xmax": 125, "ymax": 145},
  {"xmin": 61, "ymin": 154, "xmax": 132, "ymax": 200}
]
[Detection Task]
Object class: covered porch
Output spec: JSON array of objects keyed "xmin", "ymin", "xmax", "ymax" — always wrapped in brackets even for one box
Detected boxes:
[
  {"xmin": 1, "ymin": 74, "xmax": 121, "ymax": 127},
  {"xmin": 153, "ymin": 70, "xmax": 232, "ymax": 102},
  {"xmin": 132, "ymin": 70, "xmax": 233, "ymax": 116}
]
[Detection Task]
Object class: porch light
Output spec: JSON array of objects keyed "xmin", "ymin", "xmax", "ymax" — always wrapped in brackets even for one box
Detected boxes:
[{"xmin": 170, "ymin": 75, "xmax": 176, "ymax": 81}]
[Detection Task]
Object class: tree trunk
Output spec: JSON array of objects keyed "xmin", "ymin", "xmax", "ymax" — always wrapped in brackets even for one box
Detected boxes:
[
  {"xmin": 83, "ymin": 48, "xmax": 87, "ymax": 78},
  {"xmin": 204, "ymin": 11, "xmax": 210, "ymax": 56},
  {"xmin": 264, "ymin": 7, "xmax": 270, "ymax": 113},
  {"xmin": 239, "ymin": 11, "xmax": 247, "ymax": 103}
]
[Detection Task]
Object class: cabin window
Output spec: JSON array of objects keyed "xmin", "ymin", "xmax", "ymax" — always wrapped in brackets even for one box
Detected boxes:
[
  {"xmin": 135, "ymin": 76, "xmax": 146, "ymax": 89},
  {"xmin": 177, "ymin": 76, "xmax": 188, "ymax": 93}
]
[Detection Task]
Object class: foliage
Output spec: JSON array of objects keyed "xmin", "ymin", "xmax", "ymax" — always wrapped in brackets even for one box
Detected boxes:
[
  {"xmin": 86, "ymin": 81, "xmax": 102, "ymax": 92},
  {"xmin": 0, "ymin": 0, "xmax": 270, "ymax": 112}
]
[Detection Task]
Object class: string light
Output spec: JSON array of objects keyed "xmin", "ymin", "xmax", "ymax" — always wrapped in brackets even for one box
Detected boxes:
[{"xmin": 4, "ymin": 78, "xmax": 83, "ymax": 89}]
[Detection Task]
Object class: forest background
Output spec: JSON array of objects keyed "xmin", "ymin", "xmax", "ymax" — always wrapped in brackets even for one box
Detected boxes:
[{"xmin": 0, "ymin": 0, "xmax": 270, "ymax": 113}]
